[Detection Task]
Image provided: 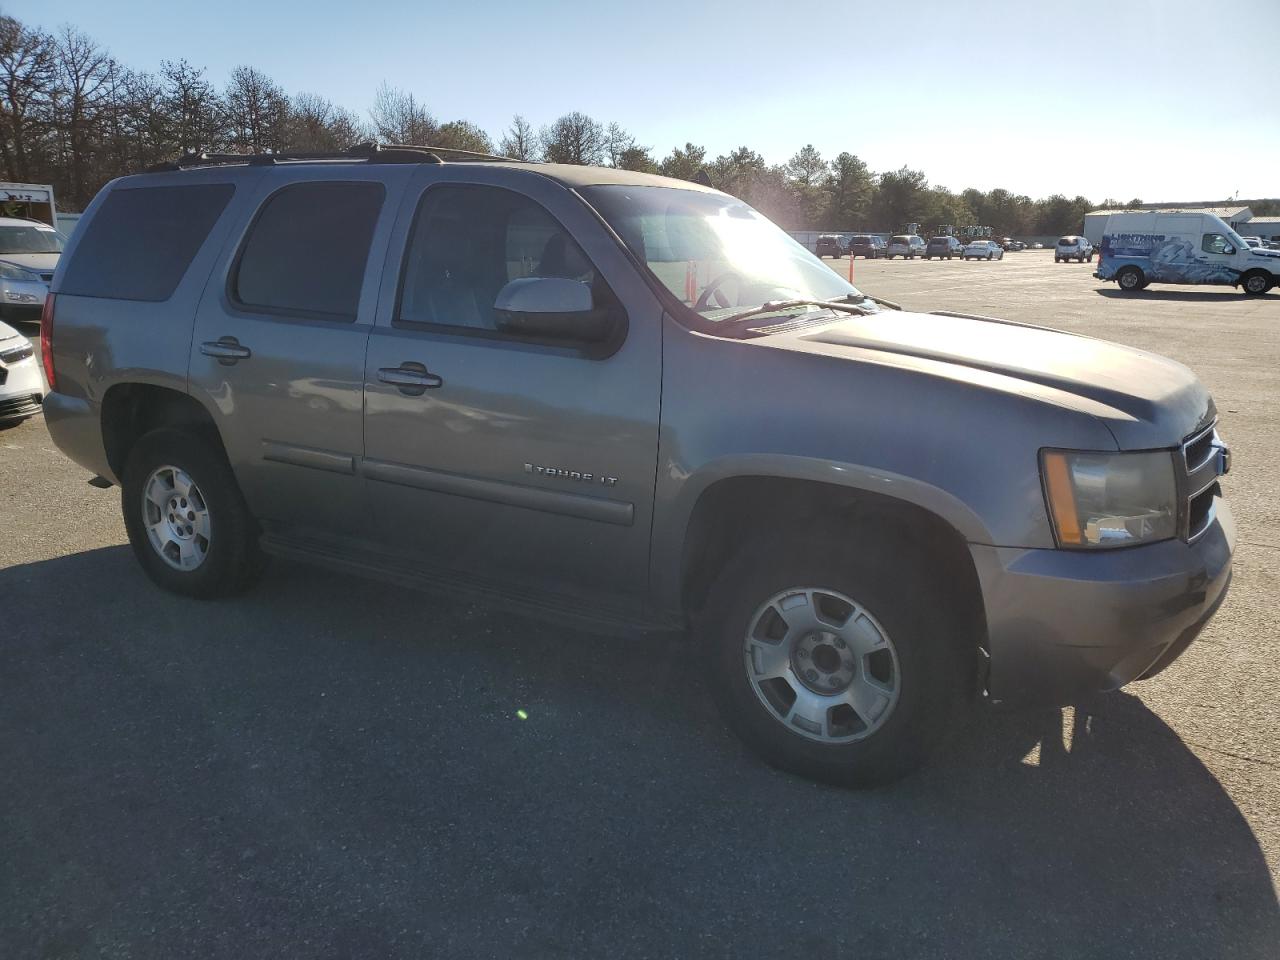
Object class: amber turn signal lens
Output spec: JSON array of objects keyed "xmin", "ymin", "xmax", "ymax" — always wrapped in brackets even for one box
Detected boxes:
[{"xmin": 1041, "ymin": 451, "xmax": 1083, "ymax": 546}]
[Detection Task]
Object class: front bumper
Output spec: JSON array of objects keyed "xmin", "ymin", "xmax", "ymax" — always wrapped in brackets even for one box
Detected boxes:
[
  {"xmin": 0, "ymin": 277, "xmax": 48, "ymax": 324},
  {"xmin": 971, "ymin": 496, "xmax": 1235, "ymax": 705},
  {"xmin": 0, "ymin": 353, "xmax": 45, "ymax": 422}
]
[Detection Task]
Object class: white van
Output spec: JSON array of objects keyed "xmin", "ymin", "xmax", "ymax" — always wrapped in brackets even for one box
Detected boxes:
[{"xmin": 1096, "ymin": 211, "xmax": 1280, "ymax": 295}]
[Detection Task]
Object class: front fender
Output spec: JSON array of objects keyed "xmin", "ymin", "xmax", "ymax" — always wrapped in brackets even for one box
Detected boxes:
[{"xmin": 648, "ymin": 452, "xmax": 993, "ymax": 613}]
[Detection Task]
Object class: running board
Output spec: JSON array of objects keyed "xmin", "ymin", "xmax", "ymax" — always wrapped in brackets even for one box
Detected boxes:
[{"xmin": 259, "ymin": 533, "xmax": 685, "ymax": 639}]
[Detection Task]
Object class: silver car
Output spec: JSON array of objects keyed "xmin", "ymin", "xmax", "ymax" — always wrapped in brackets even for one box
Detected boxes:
[
  {"xmin": 886, "ymin": 234, "xmax": 926, "ymax": 259},
  {"xmin": 42, "ymin": 146, "xmax": 1234, "ymax": 786},
  {"xmin": 1055, "ymin": 235, "xmax": 1094, "ymax": 263}
]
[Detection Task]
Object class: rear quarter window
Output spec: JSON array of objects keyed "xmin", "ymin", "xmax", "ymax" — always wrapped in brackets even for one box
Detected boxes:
[{"xmin": 58, "ymin": 183, "xmax": 235, "ymax": 301}]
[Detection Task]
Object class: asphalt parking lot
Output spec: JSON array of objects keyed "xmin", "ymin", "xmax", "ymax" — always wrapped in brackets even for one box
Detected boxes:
[{"xmin": 2, "ymin": 250, "xmax": 1278, "ymax": 958}]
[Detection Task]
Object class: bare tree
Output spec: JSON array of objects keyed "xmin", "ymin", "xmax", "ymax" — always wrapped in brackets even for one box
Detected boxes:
[
  {"xmin": 498, "ymin": 114, "xmax": 537, "ymax": 160},
  {"xmin": 368, "ymin": 81, "xmax": 434, "ymax": 145},
  {"xmin": 603, "ymin": 121, "xmax": 634, "ymax": 167},
  {"xmin": 158, "ymin": 59, "xmax": 225, "ymax": 154},
  {"xmin": 0, "ymin": 15, "xmax": 55, "ymax": 181},
  {"xmin": 224, "ymin": 65, "xmax": 288, "ymax": 154},
  {"xmin": 539, "ymin": 111, "xmax": 604, "ymax": 165},
  {"xmin": 51, "ymin": 27, "xmax": 115, "ymax": 206},
  {"xmin": 284, "ymin": 92, "xmax": 364, "ymax": 152}
]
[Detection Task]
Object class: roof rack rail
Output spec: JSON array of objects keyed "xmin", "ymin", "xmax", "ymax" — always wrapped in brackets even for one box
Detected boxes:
[{"xmin": 146, "ymin": 141, "xmax": 517, "ymax": 174}]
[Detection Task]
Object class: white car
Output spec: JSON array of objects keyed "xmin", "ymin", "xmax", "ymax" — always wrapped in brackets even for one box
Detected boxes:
[
  {"xmin": 1241, "ymin": 236, "xmax": 1263, "ymax": 249},
  {"xmin": 1054, "ymin": 235, "xmax": 1093, "ymax": 263},
  {"xmin": 0, "ymin": 318, "xmax": 43, "ymax": 425},
  {"xmin": 963, "ymin": 240, "xmax": 1004, "ymax": 260}
]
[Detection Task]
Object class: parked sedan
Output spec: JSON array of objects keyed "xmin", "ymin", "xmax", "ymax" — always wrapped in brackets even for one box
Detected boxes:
[
  {"xmin": 963, "ymin": 240, "xmax": 1005, "ymax": 260},
  {"xmin": 0, "ymin": 318, "xmax": 43, "ymax": 425},
  {"xmin": 924, "ymin": 236, "xmax": 964, "ymax": 259}
]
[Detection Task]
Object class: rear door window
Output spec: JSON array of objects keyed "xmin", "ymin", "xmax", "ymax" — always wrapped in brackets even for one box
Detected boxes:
[
  {"xmin": 232, "ymin": 181, "xmax": 384, "ymax": 320},
  {"xmin": 59, "ymin": 184, "xmax": 234, "ymax": 301}
]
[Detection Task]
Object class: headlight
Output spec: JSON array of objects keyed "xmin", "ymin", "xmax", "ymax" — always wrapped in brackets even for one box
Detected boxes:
[
  {"xmin": 0, "ymin": 261, "xmax": 38, "ymax": 282},
  {"xmin": 1041, "ymin": 449, "xmax": 1177, "ymax": 549}
]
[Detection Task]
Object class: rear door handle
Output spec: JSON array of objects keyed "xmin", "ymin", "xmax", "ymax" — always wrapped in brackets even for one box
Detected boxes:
[
  {"xmin": 377, "ymin": 363, "xmax": 443, "ymax": 394},
  {"xmin": 200, "ymin": 337, "xmax": 252, "ymax": 364}
]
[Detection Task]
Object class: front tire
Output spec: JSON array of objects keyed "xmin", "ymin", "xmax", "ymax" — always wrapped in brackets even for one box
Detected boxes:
[
  {"xmin": 122, "ymin": 428, "xmax": 266, "ymax": 599},
  {"xmin": 1242, "ymin": 271, "xmax": 1272, "ymax": 296},
  {"xmin": 701, "ymin": 532, "xmax": 972, "ymax": 787}
]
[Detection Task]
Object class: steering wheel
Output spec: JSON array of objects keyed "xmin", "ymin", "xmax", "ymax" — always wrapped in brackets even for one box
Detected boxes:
[{"xmin": 694, "ymin": 270, "xmax": 744, "ymax": 311}]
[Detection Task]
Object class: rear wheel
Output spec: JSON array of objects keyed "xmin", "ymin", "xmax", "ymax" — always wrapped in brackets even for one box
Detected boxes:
[
  {"xmin": 701, "ymin": 532, "xmax": 973, "ymax": 787},
  {"xmin": 1242, "ymin": 271, "xmax": 1272, "ymax": 296},
  {"xmin": 1117, "ymin": 266, "xmax": 1146, "ymax": 291},
  {"xmin": 122, "ymin": 428, "xmax": 266, "ymax": 598}
]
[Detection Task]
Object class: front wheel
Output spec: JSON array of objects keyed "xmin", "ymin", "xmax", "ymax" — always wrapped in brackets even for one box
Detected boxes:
[
  {"xmin": 1242, "ymin": 271, "xmax": 1272, "ymax": 296},
  {"xmin": 122, "ymin": 428, "xmax": 267, "ymax": 599},
  {"xmin": 701, "ymin": 534, "xmax": 973, "ymax": 787}
]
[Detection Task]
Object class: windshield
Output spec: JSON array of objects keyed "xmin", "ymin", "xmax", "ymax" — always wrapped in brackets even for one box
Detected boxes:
[
  {"xmin": 580, "ymin": 185, "xmax": 862, "ymax": 323},
  {"xmin": 0, "ymin": 224, "xmax": 63, "ymax": 254}
]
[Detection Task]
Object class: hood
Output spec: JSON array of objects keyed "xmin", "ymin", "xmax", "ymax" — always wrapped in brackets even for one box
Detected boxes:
[
  {"xmin": 783, "ymin": 310, "xmax": 1213, "ymax": 449},
  {"xmin": 1247, "ymin": 246, "xmax": 1280, "ymax": 260},
  {"xmin": 0, "ymin": 318, "xmax": 25, "ymax": 343},
  {"xmin": 0, "ymin": 252, "xmax": 59, "ymax": 273}
]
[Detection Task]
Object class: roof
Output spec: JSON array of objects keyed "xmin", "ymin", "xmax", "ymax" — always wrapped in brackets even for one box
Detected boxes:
[
  {"xmin": 137, "ymin": 143, "xmax": 720, "ymax": 195},
  {"xmin": 1086, "ymin": 205, "xmax": 1252, "ymax": 221}
]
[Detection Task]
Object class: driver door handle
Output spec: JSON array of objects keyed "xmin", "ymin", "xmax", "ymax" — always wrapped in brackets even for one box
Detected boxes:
[
  {"xmin": 377, "ymin": 363, "xmax": 443, "ymax": 393},
  {"xmin": 200, "ymin": 337, "xmax": 251, "ymax": 364}
]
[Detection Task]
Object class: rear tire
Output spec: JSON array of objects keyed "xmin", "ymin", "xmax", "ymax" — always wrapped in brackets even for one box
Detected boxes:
[
  {"xmin": 701, "ymin": 531, "xmax": 973, "ymax": 787},
  {"xmin": 122, "ymin": 428, "xmax": 267, "ymax": 599},
  {"xmin": 1117, "ymin": 266, "xmax": 1146, "ymax": 292}
]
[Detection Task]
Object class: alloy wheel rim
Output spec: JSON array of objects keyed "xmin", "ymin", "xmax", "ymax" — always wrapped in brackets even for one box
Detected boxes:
[
  {"xmin": 743, "ymin": 587, "xmax": 901, "ymax": 744},
  {"xmin": 141, "ymin": 465, "xmax": 211, "ymax": 571}
]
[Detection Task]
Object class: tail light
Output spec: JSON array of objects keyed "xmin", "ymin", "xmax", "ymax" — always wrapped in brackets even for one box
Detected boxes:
[{"xmin": 39, "ymin": 292, "xmax": 55, "ymax": 391}]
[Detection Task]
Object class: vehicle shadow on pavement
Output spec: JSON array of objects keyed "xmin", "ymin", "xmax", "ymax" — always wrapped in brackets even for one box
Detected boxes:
[
  {"xmin": 1094, "ymin": 288, "xmax": 1270, "ymax": 303},
  {"xmin": 2, "ymin": 547, "xmax": 1277, "ymax": 960}
]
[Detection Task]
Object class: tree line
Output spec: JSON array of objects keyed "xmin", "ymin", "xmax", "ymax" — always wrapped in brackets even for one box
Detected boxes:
[{"xmin": 6, "ymin": 12, "xmax": 1266, "ymax": 235}]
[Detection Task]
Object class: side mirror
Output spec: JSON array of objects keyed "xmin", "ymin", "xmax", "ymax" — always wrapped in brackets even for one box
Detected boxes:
[
  {"xmin": 494, "ymin": 277, "xmax": 613, "ymax": 343},
  {"xmin": 1224, "ymin": 245, "xmax": 1236, "ymax": 255}
]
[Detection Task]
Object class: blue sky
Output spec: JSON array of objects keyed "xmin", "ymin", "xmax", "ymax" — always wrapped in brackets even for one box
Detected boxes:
[{"xmin": 12, "ymin": 0, "xmax": 1279, "ymax": 202}]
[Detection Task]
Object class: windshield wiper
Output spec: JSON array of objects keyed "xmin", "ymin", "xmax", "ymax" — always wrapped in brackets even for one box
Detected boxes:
[
  {"xmin": 857, "ymin": 293, "xmax": 901, "ymax": 311},
  {"xmin": 718, "ymin": 298, "xmax": 873, "ymax": 327}
]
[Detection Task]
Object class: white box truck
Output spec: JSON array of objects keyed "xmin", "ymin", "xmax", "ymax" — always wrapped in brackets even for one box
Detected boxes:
[
  {"xmin": 1096, "ymin": 210, "xmax": 1280, "ymax": 295},
  {"xmin": 0, "ymin": 182, "xmax": 57, "ymax": 227}
]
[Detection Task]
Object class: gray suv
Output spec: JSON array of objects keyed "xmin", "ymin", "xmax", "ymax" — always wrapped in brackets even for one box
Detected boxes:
[{"xmin": 41, "ymin": 144, "xmax": 1234, "ymax": 786}]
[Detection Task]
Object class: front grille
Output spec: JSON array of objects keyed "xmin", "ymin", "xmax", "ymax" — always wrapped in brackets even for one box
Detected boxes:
[
  {"xmin": 0, "ymin": 393, "xmax": 42, "ymax": 418},
  {"xmin": 1180, "ymin": 421, "xmax": 1229, "ymax": 542}
]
